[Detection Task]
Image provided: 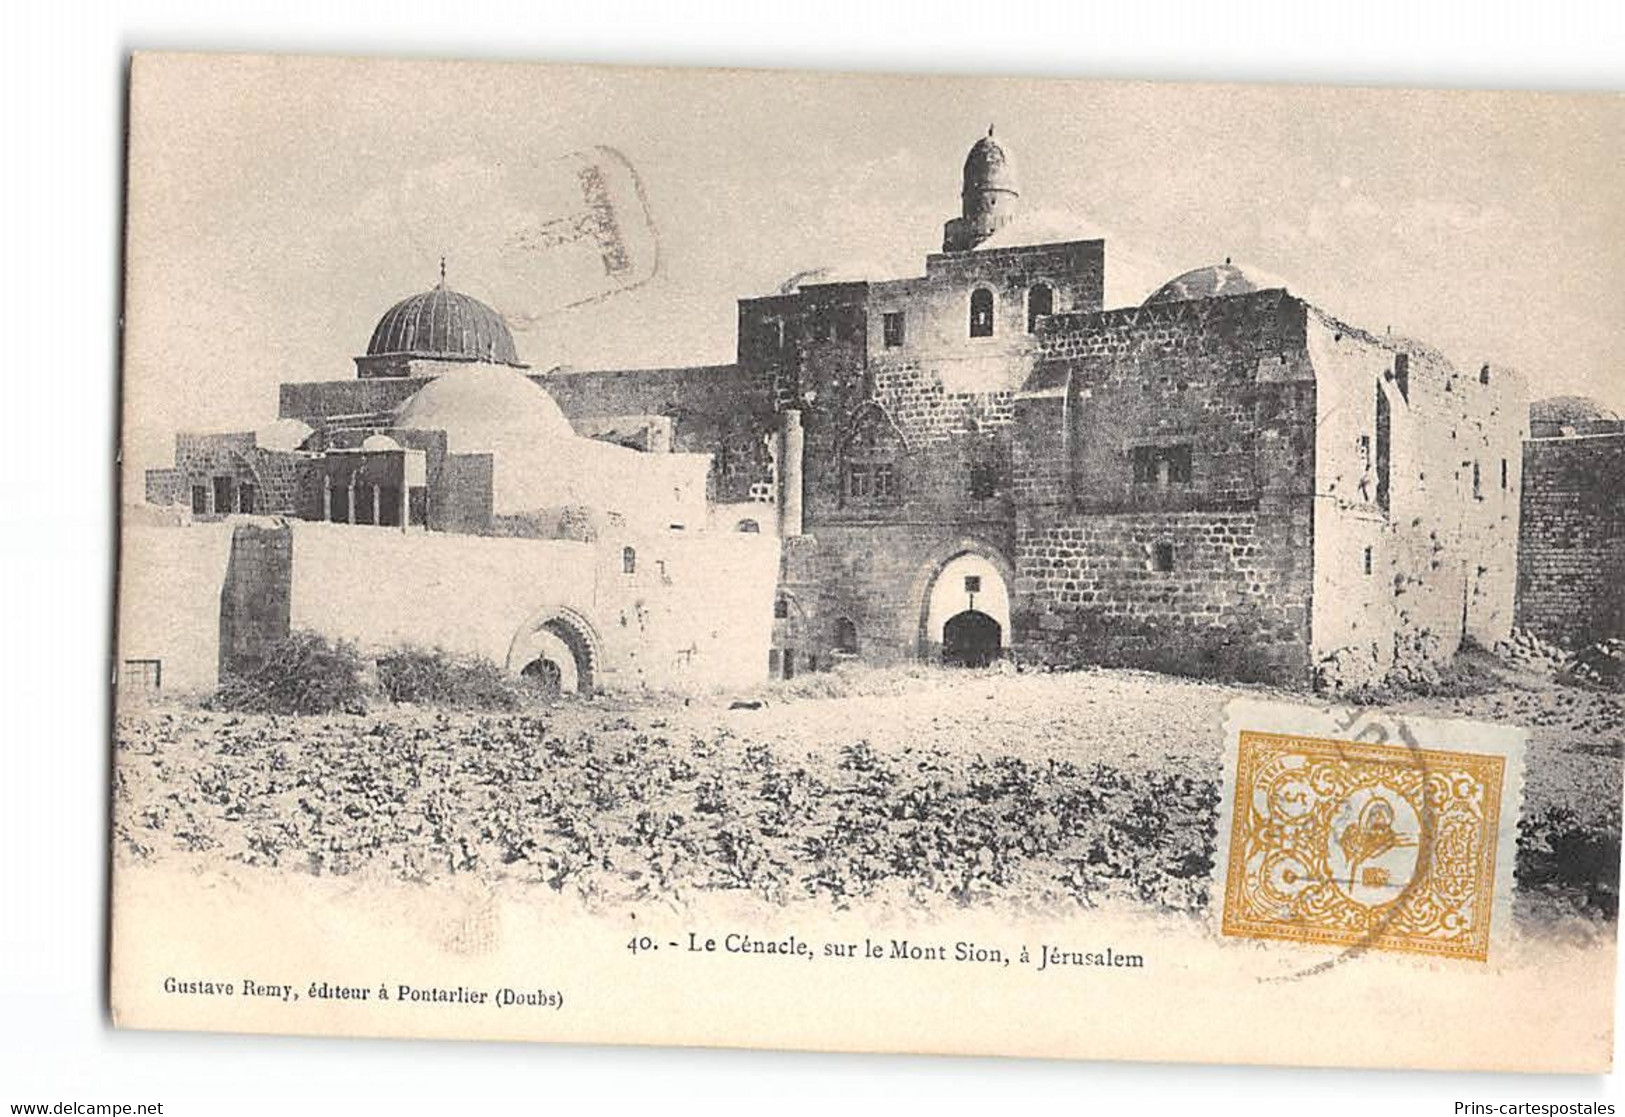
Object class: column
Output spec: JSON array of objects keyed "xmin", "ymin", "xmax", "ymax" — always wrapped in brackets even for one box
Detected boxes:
[{"xmin": 778, "ymin": 408, "xmax": 804, "ymax": 537}]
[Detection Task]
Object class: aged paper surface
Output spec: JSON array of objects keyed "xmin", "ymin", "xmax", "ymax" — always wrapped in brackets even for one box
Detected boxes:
[{"xmin": 113, "ymin": 52, "xmax": 1624, "ymax": 1072}]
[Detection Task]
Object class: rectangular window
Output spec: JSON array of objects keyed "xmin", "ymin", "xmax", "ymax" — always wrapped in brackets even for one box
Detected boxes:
[
  {"xmin": 1501, "ymin": 458, "xmax": 1509, "ymax": 491},
  {"xmin": 883, "ymin": 312, "xmax": 905, "ymax": 348},
  {"xmin": 964, "ymin": 575, "xmax": 982, "ymax": 594},
  {"xmin": 847, "ymin": 463, "xmax": 872, "ymax": 499},
  {"xmin": 1357, "ymin": 434, "xmax": 1372, "ymax": 470},
  {"xmin": 1131, "ymin": 444, "xmax": 1193, "ymax": 487},
  {"xmin": 968, "ymin": 462, "xmax": 998, "ymax": 500},
  {"xmin": 1153, "ymin": 542, "xmax": 1175, "ymax": 572},
  {"xmin": 122, "ymin": 658, "xmax": 162, "ymax": 692},
  {"xmin": 191, "ymin": 484, "xmax": 209, "ymax": 515},
  {"xmin": 1363, "ymin": 546, "xmax": 1373, "ymax": 575},
  {"xmin": 1472, "ymin": 461, "xmax": 1482, "ymax": 500},
  {"xmin": 873, "ymin": 463, "xmax": 897, "ymax": 499}
]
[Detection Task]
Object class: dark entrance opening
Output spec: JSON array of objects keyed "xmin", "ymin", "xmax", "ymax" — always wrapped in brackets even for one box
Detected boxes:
[
  {"xmin": 521, "ymin": 656, "xmax": 563, "ymax": 695},
  {"xmin": 942, "ymin": 610, "xmax": 1001, "ymax": 668}
]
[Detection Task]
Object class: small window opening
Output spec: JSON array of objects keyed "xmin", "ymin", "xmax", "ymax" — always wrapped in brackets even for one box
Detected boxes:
[
  {"xmin": 846, "ymin": 463, "xmax": 871, "ymax": 499},
  {"xmin": 735, "ymin": 518, "xmax": 761, "ymax": 533},
  {"xmin": 883, "ymin": 312, "xmax": 905, "ymax": 349},
  {"xmin": 1153, "ymin": 542, "xmax": 1175, "ymax": 572},
  {"xmin": 969, "ymin": 288, "xmax": 995, "ymax": 338},
  {"xmin": 964, "ymin": 574, "xmax": 982, "ymax": 594},
  {"xmin": 1479, "ymin": 364, "xmax": 1491, "ymax": 385},
  {"xmin": 1394, "ymin": 353, "xmax": 1410, "ymax": 401},
  {"xmin": 622, "ymin": 546, "xmax": 637, "ymax": 575},
  {"xmin": 122, "ymin": 659, "xmax": 162, "ymax": 692},
  {"xmin": 1027, "ymin": 283, "xmax": 1054, "ymax": 333},
  {"xmin": 1500, "ymin": 458, "xmax": 1509, "ymax": 491},
  {"xmin": 1131, "ymin": 444, "xmax": 1193, "ymax": 487},
  {"xmin": 1472, "ymin": 461, "xmax": 1482, "ymax": 500},
  {"xmin": 833, "ymin": 617, "xmax": 859, "ymax": 655},
  {"xmin": 873, "ymin": 463, "xmax": 898, "ymax": 499},
  {"xmin": 774, "ymin": 597, "xmax": 790, "ymax": 620},
  {"xmin": 1363, "ymin": 546, "xmax": 1373, "ymax": 576},
  {"xmin": 969, "ymin": 462, "xmax": 998, "ymax": 500}
]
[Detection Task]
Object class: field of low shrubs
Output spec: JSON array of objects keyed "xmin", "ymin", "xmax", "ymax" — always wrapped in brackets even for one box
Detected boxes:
[
  {"xmin": 117, "ymin": 649, "xmax": 1623, "ymax": 927},
  {"xmin": 113, "ymin": 705, "xmax": 1221, "ymax": 915}
]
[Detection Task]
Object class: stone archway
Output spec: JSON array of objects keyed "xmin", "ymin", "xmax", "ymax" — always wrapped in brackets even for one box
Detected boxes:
[
  {"xmin": 910, "ymin": 540, "xmax": 1014, "ymax": 664},
  {"xmin": 506, "ymin": 608, "xmax": 601, "ymax": 695}
]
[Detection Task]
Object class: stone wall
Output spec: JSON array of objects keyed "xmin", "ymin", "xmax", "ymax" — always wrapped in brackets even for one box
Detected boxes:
[
  {"xmin": 1015, "ymin": 505, "xmax": 1312, "ymax": 682},
  {"xmin": 1517, "ymin": 433, "xmax": 1625, "ymax": 646},
  {"xmin": 1304, "ymin": 312, "xmax": 1526, "ymax": 688},
  {"xmin": 218, "ymin": 523, "xmax": 293, "ymax": 674},
  {"xmin": 116, "ymin": 522, "xmax": 238, "ymax": 694},
  {"xmin": 1010, "ymin": 291, "xmax": 1318, "ymax": 684},
  {"xmin": 543, "ymin": 364, "xmax": 775, "ymax": 504}
]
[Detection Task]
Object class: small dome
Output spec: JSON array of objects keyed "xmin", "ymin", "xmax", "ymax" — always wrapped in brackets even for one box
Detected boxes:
[
  {"xmin": 366, "ymin": 278, "xmax": 521, "ymax": 366},
  {"xmin": 394, "ymin": 364, "xmax": 574, "ymax": 455},
  {"xmin": 1531, "ymin": 395, "xmax": 1620, "ymax": 427},
  {"xmin": 253, "ymin": 417, "xmax": 313, "ymax": 453},
  {"xmin": 1144, "ymin": 261, "xmax": 1284, "ymax": 306},
  {"xmin": 963, "ymin": 127, "xmax": 1018, "ymax": 197},
  {"xmin": 776, "ymin": 262, "xmax": 897, "ymax": 295},
  {"xmin": 360, "ymin": 434, "xmax": 402, "ymax": 452}
]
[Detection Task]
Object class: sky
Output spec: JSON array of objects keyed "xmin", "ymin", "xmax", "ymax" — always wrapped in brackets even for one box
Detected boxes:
[{"xmin": 123, "ymin": 54, "xmax": 1625, "ymax": 479}]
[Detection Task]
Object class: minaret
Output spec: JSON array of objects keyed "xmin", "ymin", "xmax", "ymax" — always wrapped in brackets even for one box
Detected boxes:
[{"xmin": 943, "ymin": 125, "xmax": 1021, "ymax": 252}]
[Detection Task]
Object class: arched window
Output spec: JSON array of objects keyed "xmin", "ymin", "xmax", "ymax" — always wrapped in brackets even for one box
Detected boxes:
[
  {"xmin": 735, "ymin": 518, "xmax": 761, "ymax": 533},
  {"xmin": 833, "ymin": 617, "xmax": 859, "ymax": 655},
  {"xmin": 969, "ymin": 288, "xmax": 995, "ymax": 338},
  {"xmin": 1027, "ymin": 283, "xmax": 1053, "ymax": 333},
  {"xmin": 622, "ymin": 546, "xmax": 636, "ymax": 575}
]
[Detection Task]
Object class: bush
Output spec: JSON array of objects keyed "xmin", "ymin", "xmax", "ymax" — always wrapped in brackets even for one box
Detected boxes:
[
  {"xmin": 208, "ymin": 632, "xmax": 369, "ymax": 716},
  {"xmin": 376, "ymin": 647, "xmax": 525, "ymax": 710},
  {"xmin": 1519, "ymin": 804, "xmax": 1620, "ymax": 922}
]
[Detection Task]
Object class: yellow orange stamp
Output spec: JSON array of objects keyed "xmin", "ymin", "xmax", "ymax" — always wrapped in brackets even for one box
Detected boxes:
[{"xmin": 1219, "ymin": 703, "xmax": 1524, "ymax": 964}]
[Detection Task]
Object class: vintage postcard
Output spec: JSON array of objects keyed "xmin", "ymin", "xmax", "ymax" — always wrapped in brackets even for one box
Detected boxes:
[{"xmin": 112, "ymin": 53, "xmax": 1624, "ymax": 1072}]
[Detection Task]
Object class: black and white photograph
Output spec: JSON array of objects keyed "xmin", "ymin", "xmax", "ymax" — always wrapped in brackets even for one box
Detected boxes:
[{"xmin": 6, "ymin": 7, "xmax": 1625, "ymax": 1113}]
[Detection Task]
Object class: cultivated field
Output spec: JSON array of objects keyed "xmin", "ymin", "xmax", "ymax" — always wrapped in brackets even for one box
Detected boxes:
[{"xmin": 112, "ymin": 663, "xmax": 1624, "ymax": 929}]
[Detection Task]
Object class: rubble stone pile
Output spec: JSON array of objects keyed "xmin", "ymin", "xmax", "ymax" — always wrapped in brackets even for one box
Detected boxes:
[
  {"xmin": 1564, "ymin": 638, "xmax": 1625, "ymax": 690},
  {"xmin": 1494, "ymin": 628, "xmax": 1569, "ymax": 676}
]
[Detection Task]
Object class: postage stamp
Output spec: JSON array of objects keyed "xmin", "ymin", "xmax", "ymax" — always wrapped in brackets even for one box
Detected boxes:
[{"xmin": 1218, "ymin": 700, "xmax": 1526, "ymax": 966}]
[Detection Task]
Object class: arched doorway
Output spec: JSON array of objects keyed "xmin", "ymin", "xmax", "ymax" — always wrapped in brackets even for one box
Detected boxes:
[
  {"xmin": 943, "ymin": 610, "xmax": 1001, "ymax": 667},
  {"xmin": 917, "ymin": 546, "xmax": 1013, "ymax": 665},
  {"xmin": 506, "ymin": 609, "xmax": 599, "ymax": 695}
]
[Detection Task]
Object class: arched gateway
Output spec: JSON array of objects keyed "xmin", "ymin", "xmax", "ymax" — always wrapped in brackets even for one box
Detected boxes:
[
  {"xmin": 911, "ymin": 541, "xmax": 1014, "ymax": 666},
  {"xmin": 505, "ymin": 608, "xmax": 601, "ymax": 695}
]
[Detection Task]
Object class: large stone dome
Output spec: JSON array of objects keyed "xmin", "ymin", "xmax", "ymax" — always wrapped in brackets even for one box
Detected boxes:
[
  {"xmin": 394, "ymin": 364, "xmax": 573, "ymax": 454},
  {"xmin": 366, "ymin": 278, "xmax": 522, "ymax": 366},
  {"xmin": 1144, "ymin": 261, "xmax": 1284, "ymax": 306}
]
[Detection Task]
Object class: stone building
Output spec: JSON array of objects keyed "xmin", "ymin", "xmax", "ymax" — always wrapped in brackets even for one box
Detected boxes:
[
  {"xmin": 1515, "ymin": 396, "xmax": 1625, "ymax": 647},
  {"xmin": 137, "ymin": 128, "xmax": 1530, "ymax": 692},
  {"xmin": 132, "ymin": 274, "xmax": 779, "ymax": 696}
]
